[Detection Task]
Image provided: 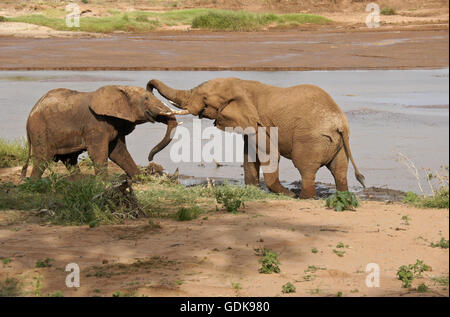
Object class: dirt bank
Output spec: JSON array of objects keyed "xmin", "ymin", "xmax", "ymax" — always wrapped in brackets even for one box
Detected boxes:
[
  {"xmin": 0, "ymin": 165, "xmax": 448, "ymax": 297},
  {"xmin": 0, "ymin": 29, "xmax": 448, "ymax": 70},
  {"xmin": 0, "ymin": 197, "xmax": 448, "ymax": 297}
]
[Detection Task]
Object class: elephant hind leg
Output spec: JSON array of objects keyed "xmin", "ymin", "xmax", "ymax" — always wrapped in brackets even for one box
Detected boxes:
[
  {"xmin": 30, "ymin": 156, "xmax": 48, "ymax": 180},
  {"xmin": 292, "ymin": 143, "xmax": 323, "ymax": 199},
  {"xmin": 326, "ymin": 147, "xmax": 349, "ymax": 192}
]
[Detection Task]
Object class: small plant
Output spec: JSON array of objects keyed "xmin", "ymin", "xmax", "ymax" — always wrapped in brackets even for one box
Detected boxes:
[
  {"xmin": 175, "ymin": 206, "xmax": 203, "ymax": 221},
  {"xmin": 397, "ymin": 260, "xmax": 432, "ymax": 288},
  {"xmin": 0, "ymin": 16, "xmax": 7, "ymax": 23},
  {"xmin": 0, "ymin": 277, "xmax": 21, "ymax": 297},
  {"xmin": 256, "ymin": 248, "xmax": 280, "ymax": 274},
  {"xmin": 336, "ymin": 291, "xmax": 343, "ymax": 297},
  {"xmin": 282, "ymin": 282, "xmax": 296, "ymax": 294},
  {"xmin": 401, "ymin": 215, "xmax": 411, "ymax": 225},
  {"xmin": 326, "ymin": 191, "xmax": 359, "ymax": 211},
  {"xmin": 89, "ymin": 220, "xmax": 100, "ymax": 228},
  {"xmin": 311, "ymin": 247, "xmax": 318, "ymax": 254},
  {"xmin": 430, "ymin": 237, "xmax": 449, "ymax": 249},
  {"xmin": 333, "ymin": 249, "xmax": 346, "ymax": 257},
  {"xmin": 231, "ymin": 282, "xmax": 242, "ymax": 290},
  {"xmin": 380, "ymin": 7, "xmax": 396, "ymax": 15},
  {"xmin": 417, "ymin": 283, "xmax": 429, "ymax": 293},
  {"xmin": 81, "ymin": 0, "xmax": 89, "ymax": 4},
  {"xmin": 35, "ymin": 258, "xmax": 54, "ymax": 268}
]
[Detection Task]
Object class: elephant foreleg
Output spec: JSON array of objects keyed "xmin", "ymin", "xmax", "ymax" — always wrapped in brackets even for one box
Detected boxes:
[
  {"xmin": 87, "ymin": 137, "xmax": 109, "ymax": 176},
  {"xmin": 243, "ymin": 135, "xmax": 260, "ymax": 186},
  {"xmin": 108, "ymin": 136, "xmax": 139, "ymax": 178}
]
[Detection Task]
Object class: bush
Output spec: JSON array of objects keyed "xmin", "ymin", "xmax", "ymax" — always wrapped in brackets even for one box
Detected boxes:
[
  {"xmin": 326, "ymin": 191, "xmax": 359, "ymax": 211},
  {"xmin": 0, "ymin": 16, "xmax": 7, "ymax": 23},
  {"xmin": 0, "ymin": 138, "xmax": 28, "ymax": 168},
  {"xmin": 430, "ymin": 237, "xmax": 449, "ymax": 249},
  {"xmin": 0, "ymin": 277, "xmax": 21, "ymax": 297}
]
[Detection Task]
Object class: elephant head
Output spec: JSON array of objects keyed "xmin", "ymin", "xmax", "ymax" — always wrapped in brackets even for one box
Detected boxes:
[
  {"xmin": 146, "ymin": 79, "xmax": 262, "ymax": 133},
  {"xmin": 89, "ymin": 85, "xmax": 178, "ymax": 161}
]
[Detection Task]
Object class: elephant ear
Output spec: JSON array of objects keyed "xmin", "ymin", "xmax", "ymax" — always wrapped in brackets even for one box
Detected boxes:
[
  {"xmin": 216, "ymin": 97, "xmax": 261, "ymax": 133},
  {"xmin": 89, "ymin": 86, "xmax": 137, "ymax": 122}
]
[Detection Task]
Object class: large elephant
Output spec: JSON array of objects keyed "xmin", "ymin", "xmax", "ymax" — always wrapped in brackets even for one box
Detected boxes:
[
  {"xmin": 147, "ymin": 78, "xmax": 365, "ymax": 198},
  {"xmin": 21, "ymin": 85, "xmax": 180, "ymax": 179}
]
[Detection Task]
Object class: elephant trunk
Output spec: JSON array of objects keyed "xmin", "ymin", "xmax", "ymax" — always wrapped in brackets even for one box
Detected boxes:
[
  {"xmin": 148, "ymin": 115, "xmax": 177, "ymax": 162},
  {"xmin": 146, "ymin": 80, "xmax": 190, "ymax": 109}
]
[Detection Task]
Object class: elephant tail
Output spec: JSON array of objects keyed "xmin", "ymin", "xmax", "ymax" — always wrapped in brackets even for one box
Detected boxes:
[
  {"xmin": 20, "ymin": 131, "xmax": 31, "ymax": 180},
  {"xmin": 339, "ymin": 129, "xmax": 365, "ymax": 188}
]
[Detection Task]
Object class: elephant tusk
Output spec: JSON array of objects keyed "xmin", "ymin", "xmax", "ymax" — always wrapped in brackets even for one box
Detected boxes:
[
  {"xmin": 163, "ymin": 109, "xmax": 190, "ymax": 116},
  {"xmin": 168, "ymin": 100, "xmax": 179, "ymax": 107}
]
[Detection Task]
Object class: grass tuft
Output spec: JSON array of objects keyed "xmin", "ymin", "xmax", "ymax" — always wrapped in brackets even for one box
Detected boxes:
[{"xmin": 0, "ymin": 138, "xmax": 28, "ymax": 168}]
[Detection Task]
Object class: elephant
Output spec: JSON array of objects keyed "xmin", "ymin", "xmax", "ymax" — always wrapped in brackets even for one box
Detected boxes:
[
  {"xmin": 21, "ymin": 85, "xmax": 180, "ymax": 180},
  {"xmin": 147, "ymin": 78, "xmax": 365, "ymax": 199}
]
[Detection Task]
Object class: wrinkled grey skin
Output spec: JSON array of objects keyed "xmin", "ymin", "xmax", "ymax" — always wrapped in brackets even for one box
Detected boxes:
[
  {"xmin": 22, "ymin": 85, "xmax": 178, "ymax": 179},
  {"xmin": 147, "ymin": 78, "xmax": 365, "ymax": 198}
]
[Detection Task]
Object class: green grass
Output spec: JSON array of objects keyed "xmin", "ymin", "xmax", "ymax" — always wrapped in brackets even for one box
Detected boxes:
[
  {"xmin": 6, "ymin": 9, "xmax": 331, "ymax": 33},
  {"xmin": 403, "ymin": 189, "xmax": 449, "ymax": 209},
  {"xmin": 0, "ymin": 277, "xmax": 21, "ymax": 297},
  {"xmin": 1, "ymin": 167, "xmax": 290, "ymax": 226},
  {"xmin": 380, "ymin": 7, "xmax": 396, "ymax": 16},
  {"xmin": 0, "ymin": 138, "xmax": 28, "ymax": 168},
  {"xmin": 175, "ymin": 205, "xmax": 203, "ymax": 221},
  {"xmin": 192, "ymin": 10, "xmax": 331, "ymax": 31},
  {"xmin": 35, "ymin": 258, "xmax": 54, "ymax": 268}
]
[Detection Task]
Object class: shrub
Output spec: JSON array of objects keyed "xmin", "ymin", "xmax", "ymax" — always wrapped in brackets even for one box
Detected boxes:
[
  {"xmin": 326, "ymin": 191, "xmax": 359, "ymax": 211},
  {"xmin": 0, "ymin": 16, "xmax": 7, "ymax": 23}
]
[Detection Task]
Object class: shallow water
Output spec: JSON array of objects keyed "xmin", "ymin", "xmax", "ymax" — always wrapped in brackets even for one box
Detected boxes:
[{"xmin": 0, "ymin": 69, "xmax": 448, "ymax": 194}]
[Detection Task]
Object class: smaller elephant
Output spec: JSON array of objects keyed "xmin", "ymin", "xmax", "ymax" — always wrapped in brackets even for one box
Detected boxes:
[{"xmin": 21, "ymin": 85, "xmax": 180, "ymax": 179}]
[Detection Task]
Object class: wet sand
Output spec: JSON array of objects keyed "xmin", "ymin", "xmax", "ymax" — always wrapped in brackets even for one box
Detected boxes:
[{"xmin": 0, "ymin": 29, "xmax": 448, "ymax": 71}]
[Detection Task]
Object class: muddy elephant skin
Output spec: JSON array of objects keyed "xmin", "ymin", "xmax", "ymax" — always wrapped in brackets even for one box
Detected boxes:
[{"xmin": 22, "ymin": 85, "xmax": 178, "ymax": 179}]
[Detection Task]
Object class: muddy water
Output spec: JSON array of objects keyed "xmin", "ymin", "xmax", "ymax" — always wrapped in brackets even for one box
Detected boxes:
[{"xmin": 0, "ymin": 69, "xmax": 448, "ymax": 196}]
